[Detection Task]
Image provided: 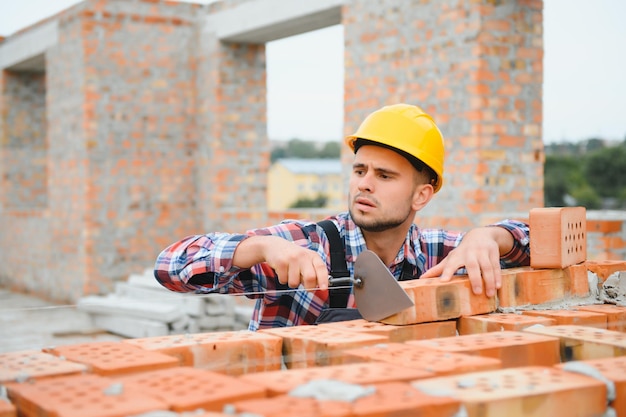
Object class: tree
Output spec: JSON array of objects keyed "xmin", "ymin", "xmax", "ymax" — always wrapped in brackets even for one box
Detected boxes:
[
  {"xmin": 585, "ymin": 146, "xmax": 626, "ymax": 198},
  {"xmin": 318, "ymin": 141, "xmax": 341, "ymax": 158},
  {"xmin": 544, "ymin": 155, "xmax": 586, "ymax": 206},
  {"xmin": 289, "ymin": 194, "xmax": 328, "ymax": 208}
]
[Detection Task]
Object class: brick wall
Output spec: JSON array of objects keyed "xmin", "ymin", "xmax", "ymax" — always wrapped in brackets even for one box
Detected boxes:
[
  {"xmin": 2, "ymin": 0, "xmax": 605, "ymax": 304},
  {"xmin": 343, "ymin": 0, "xmax": 544, "ymax": 229}
]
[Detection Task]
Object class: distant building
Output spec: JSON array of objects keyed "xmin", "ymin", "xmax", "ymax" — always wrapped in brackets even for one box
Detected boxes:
[{"xmin": 267, "ymin": 159, "xmax": 344, "ymax": 211}]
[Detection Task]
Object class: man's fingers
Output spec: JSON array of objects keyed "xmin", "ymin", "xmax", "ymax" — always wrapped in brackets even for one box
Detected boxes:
[
  {"xmin": 421, "ymin": 263, "xmax": 444, "ymax": 279},
  {"xmin": 313, "ymin": 258, "xmax": 329, "ymax": 290},
  {"xmin": 464, "ymin": 258, "xmax": 483, "ymax": 295},
  {"xmin": 299, "ymin": 261, "xmax": 317, "ymax": 290}
]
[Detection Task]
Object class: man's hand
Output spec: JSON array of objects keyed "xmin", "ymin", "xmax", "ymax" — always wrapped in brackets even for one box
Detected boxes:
[
  {"xmin": 233, "ymin": 235, "xmax": 329, "ymax": 290},
  {"xmin": 421, "ymin": 226, "xmax": 514, "ymax": 297}
]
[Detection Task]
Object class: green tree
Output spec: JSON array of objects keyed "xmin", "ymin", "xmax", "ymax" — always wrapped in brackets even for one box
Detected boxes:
[
  {"xmin": 286, "ymin": 139, "xmax": 318, "ymax": 158},
  {"xmin": 289, "ymin": 194, "xmax": 328, "ymax": 208},
  {"xmin": 318, "ymin": 141, "xmax": 341, "ymax": 158},
  {"xmin": 544, "ymin": 155, "xmax": 586, "ymax": 206},
  {"xmin": 585, "ymin": 146, "xmax": 626, "ymax": 198},
  {"xmin": 569, "ymin": 183, "xmax": 601, "ymax": 209}
]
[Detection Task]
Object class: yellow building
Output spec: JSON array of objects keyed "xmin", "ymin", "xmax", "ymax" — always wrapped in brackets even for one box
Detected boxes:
[{"xmin": 267, "ymin": 158, "xmax": 344, "ymax": 211}]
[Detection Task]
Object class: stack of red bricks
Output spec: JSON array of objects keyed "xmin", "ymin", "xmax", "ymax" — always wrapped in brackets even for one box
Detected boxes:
[{"xmin": 1, "ymin": 208, "xmax": 625, "ymax": 417}]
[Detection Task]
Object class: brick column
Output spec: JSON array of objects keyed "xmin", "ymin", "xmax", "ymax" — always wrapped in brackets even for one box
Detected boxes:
[
  {"xmin": 197, "ymin": 2, "xmax": 270, "ymax": 233},
  {"xmin": 343, "ymin": 0, "xmax": 544, "ymax": 229}
]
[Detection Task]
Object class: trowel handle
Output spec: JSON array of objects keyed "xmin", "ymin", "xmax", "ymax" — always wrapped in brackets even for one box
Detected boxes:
[{"xmin": 328, "ymin": 276, "xmax": 363, "ymax": 288}]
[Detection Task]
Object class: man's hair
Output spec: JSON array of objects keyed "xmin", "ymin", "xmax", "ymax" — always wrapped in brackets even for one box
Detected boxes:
[{"xmin": 353, "ymin": 138, "xmax": 438, "ymax": 186}]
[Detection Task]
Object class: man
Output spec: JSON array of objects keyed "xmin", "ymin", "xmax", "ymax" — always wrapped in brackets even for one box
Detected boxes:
[{"xmin": 154, "ymin": 104, "xmax": 530, "ymax": 330}]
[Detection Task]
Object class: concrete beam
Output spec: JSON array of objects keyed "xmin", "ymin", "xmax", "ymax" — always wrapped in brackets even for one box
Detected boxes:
[
  {"xmin": 204, "ymin": 0, "xmax": 345, "ymax": 44},
  {"xmin": 0, "ymin": 20, "xmax": 58, "ymax": 71}
]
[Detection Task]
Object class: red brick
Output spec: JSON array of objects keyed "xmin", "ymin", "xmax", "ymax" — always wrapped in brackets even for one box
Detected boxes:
[
  {"xmin": 381, "ymin": 277, "xmax": 495, "ymax": 325},
  {"xmin": 498, "ymin": 267, "xmax": 569, "ymax": 307},
  {"xmin": 45, "ymin": 341, "xmax": 178, "ymax": 376},
  {"xmin": 0, "ymin": 398, "xmax": 16, "ymax": 417},
  {"xmin": 0, "ymin": 350, "xmax": 88, "ymax": 383},
  {"xmin": 587, "ymin": 219, "xmax": 622, "ymax": 234},
  {"xmin": 584, "ymin": 260, "xmax": 626, "ymax": 281},
  {"xmin": 524, "ymin": 324, "xmax": 626, "ymax": 361},
  {"xmin": 230, "ymin": 395, "xmax": 353, "ymax": 417},
  {"xmin": 259, "ymin": 325, "xmax": 387, "ymax": 369},
  {"xmin": 412, "ymin": 366, "xmax": 607, "ymax": 417},
  {"xmin": 407, "ymin": 330, "xmax": 560, "ymax": 368},
  {"xmin": 341, "ymin": 342, "xmax": 501, "ymax": 376},
  {"xmin": 5, "ymin": 373, "xmax": 167, "ymax": 417},
  {"xmin": 576, "ymin": 304, "xmax": 626, "ymax": 332},
  {"xmin": 240, "ymin": 362, "xmax": 435, "ymax": 397},
  {"xmin": 318, "ymin": 318, "xmax": 457, "ymax": 342},
  {"xmin": 565, "ymin": 262, "xmax": 590, "ymax": 297},
  {"xmin": 556, "ymin": 355, "xmax": 626, "ymax": 417},
  {"xmin": 119, "ymin": 366, "xmax": 266, "ymax": 412},
  {"xmin": 122, "ymin": 330, "xmax": 283, "ymax": 375},
  {"xmin": 529, "ymin": 207, "xmax": 587, "ymax": 268},
  {"xmin": 457, "ymin": 313, "xmax": 556, "ymax": 335},
  {"xmin": 231, "ymin": 382, "xmax": 462, "ymax": 417},
  {"xmin": 521, "ymin": 309, "xmax": 607, "ymax": 329}
]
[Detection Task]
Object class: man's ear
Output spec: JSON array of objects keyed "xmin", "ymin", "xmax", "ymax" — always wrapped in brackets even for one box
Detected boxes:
[{"xmin": 412, "ymin": 183, "xmax": 435, "ymax": 211}]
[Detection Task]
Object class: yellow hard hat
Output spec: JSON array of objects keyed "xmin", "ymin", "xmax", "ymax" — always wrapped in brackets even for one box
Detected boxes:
[{"xmin": 345, "ymin": 104, "xmax": 445, "ymax": 193}]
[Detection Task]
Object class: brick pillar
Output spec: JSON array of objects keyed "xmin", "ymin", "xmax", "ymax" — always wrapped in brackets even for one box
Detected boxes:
[
  {"xmin": 76, "ymin": 0, "xmax": 203, "ymax": 296},
  {"xmin": 0, "ymin": 70, "xmax": 53, "ymax": 297},
  {"xmin": 197, "ymin": 3, "xmax": 270, "ymax": 233},
  {"xmin": 343, "ymin": 0, "xmax": 544, "ymax": 229}
]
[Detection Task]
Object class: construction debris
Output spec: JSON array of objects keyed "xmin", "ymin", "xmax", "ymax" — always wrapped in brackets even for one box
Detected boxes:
[{"xmin": 77, "ymin": 269, "xmax": 253, "ymax": 338}]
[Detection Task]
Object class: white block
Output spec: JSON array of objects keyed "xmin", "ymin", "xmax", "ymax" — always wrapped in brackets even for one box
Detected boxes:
[
  {"xmin": 92, "ymin": 314, "xmax": 170, "ymax": 338},
  {"xmin": 77, "ymin": 294, "xmax": 184, "ymax": 323},
  {"xmin": 115, "ymin": 282, "xmax": 205, "ymax": 317}
]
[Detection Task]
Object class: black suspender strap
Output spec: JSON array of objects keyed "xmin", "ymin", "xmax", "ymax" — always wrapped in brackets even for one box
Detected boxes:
[{"xmin": 317, "ymin": 219, "xmax": 351, "ymax": 308}]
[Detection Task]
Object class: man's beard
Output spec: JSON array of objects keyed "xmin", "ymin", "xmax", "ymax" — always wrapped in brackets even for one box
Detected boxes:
[{"xmin": 349, "ymin": 205, "xmax": 412, "ymax": 232}]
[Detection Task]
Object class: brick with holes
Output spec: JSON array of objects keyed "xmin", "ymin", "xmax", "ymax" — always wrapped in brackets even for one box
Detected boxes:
[
  {"xmin": 555, "ymin": 355, "xmax": 626, "ymax": 417},
  {"xmin": 341, "ymin": 342, "xmax": 502, "ymax": 376},
  {"xmin": 118, "ymin": 366, "xmax": 266, "ymax": 411},
  {"xmin": 44, "ymin": 341, "xmax": 178, "ymax": 376},
  {"xmin": 231, "ymin": 382, "xmax": 462, "ymax": 417},
  {"xmin": 239, "ymin": 361, "xmax": 435, "ymax": 397},
  {"xmin": 5, "ymin": 373, "xmax": 167, "ymax": 417},
  {"xmin": 575, "ymin": 304, "xmax": 626, "ymax": 332},
  {"xmin": 529, "ymin": 207, "xmax": 587, "ymax": 269},
  {"xmin": 122, "ymin": 330, "xmax": 283, "ymax": 375},
  {"xmin": 412, "ymin": 366, "xmax": 607, "ymax": 417},
  {"xmin": 260, "ymin": 325, "xmax": 387, "ymax": 369},
  {"xmin": 0, "ymin": 350, "xmax": 88, "ymax": 383},
  {"xmin": 521, "ymin": 309, "xmax": 607, "ymax": 329},
  {"xmin": 318, "ymin": 318, "xmax": 457, "ymax": 342},
  {"xmin": 457, "ymin": 313, "xmax": 556, "ymax": 335},
  {"xmin": 406, "ymin": 330, "xmax": 560, "ymax": 368},
  {"xmin": 523, "ymin": 324, "xmax": 626, "ymax": 362}
]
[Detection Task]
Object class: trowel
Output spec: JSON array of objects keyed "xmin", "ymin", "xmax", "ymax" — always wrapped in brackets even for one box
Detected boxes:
[{"xmin": 328, "ymin": 250, "xmax": 414, "ymax": 321}]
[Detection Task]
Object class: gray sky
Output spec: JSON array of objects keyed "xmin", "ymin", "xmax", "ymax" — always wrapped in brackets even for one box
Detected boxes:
[{"xmin": 1, "ymin": 0, "xmax": 625, "ymax": 144}]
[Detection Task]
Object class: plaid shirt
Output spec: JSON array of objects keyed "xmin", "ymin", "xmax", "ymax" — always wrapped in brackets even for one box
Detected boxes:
[{"xmin": 154, "ymin": 212, "xmax": 530, "ymax": 330}]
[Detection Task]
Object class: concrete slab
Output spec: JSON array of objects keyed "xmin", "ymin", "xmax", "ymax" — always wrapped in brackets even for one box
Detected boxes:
[{"xmin": 0, "ymin": 289, "xmax": 123, "ymax": 354}]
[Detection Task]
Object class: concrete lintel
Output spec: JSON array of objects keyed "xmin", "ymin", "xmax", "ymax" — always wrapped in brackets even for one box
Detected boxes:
[
  {"xmin": 204, "ymin": 0, "xmax": 345, "ymax": 44},
  {"xmin": 0, "ymin": 20, "xmax": 58, "ymax": 71}
]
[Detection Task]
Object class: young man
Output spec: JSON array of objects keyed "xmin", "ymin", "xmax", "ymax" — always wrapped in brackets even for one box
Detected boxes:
[{"xmin": 154, "ymin": 104, "xmax": 530, "ymax": 330}]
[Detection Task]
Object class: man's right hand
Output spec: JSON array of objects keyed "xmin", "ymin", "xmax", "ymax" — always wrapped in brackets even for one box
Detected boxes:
[{"xmin": 233, "ymin": 235, "xmax": 329, "ymax": 290}]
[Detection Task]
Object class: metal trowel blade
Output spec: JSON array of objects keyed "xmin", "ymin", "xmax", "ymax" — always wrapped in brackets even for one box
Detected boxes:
[{"xmin": 353, "ymin": 250, "xmax": 414, "ymax": 321}]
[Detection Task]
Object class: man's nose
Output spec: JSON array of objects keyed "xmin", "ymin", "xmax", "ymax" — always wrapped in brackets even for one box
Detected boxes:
[{"xmin": 357, "ymin": 172, "xmax": 374, "ymax": 192}]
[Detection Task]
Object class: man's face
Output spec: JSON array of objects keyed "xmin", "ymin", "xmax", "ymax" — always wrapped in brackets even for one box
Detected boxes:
[{"xmin": 348, "ymin": 145, "xmax": 419, "ymax": 232}]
